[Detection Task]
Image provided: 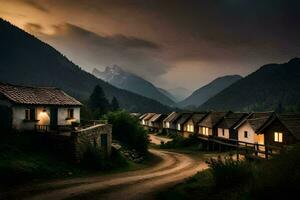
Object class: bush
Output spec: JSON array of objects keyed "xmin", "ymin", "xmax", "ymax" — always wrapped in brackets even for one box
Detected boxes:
[
  {"xmin": 208, "ymin": 156, "xmax": 253, "ymax": 189},
  {"xmin": 103, "ymin": 111, "xmax": 149, "ymax": 153}
]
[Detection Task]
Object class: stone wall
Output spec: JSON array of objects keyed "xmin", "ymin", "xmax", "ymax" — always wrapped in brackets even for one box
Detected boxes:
[{"xmin": 71, "ymin": 124, "xmax": 112, "ymax": 163}]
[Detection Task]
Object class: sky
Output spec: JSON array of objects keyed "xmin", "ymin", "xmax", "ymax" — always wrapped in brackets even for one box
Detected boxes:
[{"xmin": 0, "ymin": 0, "xmax": 299, "ymax": 90}]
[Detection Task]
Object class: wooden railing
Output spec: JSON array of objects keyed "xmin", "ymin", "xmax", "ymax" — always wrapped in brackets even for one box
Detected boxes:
[{"xmin": 35, "ymin": 125, "xmax": 74, "ymax": 133}]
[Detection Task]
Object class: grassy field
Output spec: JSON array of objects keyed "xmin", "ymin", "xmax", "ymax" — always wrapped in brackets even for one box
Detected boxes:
[{"xmin": 157, "ymin": 144, "xmax": 300, "ymax": 200}]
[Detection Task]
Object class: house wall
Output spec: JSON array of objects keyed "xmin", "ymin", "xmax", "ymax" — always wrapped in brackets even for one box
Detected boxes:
[
  {"xmin": 263, "ymin": 118, "xmax": 297, "ymax": 146},
  {"xmin": 58, "ymin": 107, "xmax": 80, "ymax": 125},
  {"xmin": 217, "ymin": 128, "xmax": 230, "ymax": 139},
  {"xmin": 199, "ymin": 126, "xmax": 212, "ymax": 136},
  {"xmin": 237, "ymin": 122, "xmax": 264, "ymax": 144},
  {"xmin": 11, "ymin": 106, "xmax": 80, "ymax": 131}
]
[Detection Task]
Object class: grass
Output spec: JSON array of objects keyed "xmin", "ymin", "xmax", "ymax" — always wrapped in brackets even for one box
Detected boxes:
[{"xmin": 158, "ymin": 144, "xmax": 300, "ymax": 200}]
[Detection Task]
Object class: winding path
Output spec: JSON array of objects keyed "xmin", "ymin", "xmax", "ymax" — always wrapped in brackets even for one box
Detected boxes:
[{"xmin": 17, "ymin": 149, "xmax": 208, "ymax": 200}]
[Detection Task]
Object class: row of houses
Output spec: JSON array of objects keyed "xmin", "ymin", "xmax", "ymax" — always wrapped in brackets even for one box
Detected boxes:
[{"xmin": 138, "ymin": 111, "xmax": 300, "ymax": 148}]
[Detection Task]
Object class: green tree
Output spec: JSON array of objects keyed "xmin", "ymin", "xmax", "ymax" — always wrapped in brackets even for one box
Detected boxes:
[
  {"xmin": 103, "ymin": 111, "xmax": 149, "ymax": 153},
  {"xmin": 89, "ymin": 85, "xmax": 110, "ymax": 119},
  {"xmin": 111, "ymin": 96, "xmax": 120, "ymax": 111}
]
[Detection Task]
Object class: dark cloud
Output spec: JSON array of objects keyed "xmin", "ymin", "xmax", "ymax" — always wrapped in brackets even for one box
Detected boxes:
[{"xmin": 38, "ymin": 23, "xmax": 167, "ymax": 80}]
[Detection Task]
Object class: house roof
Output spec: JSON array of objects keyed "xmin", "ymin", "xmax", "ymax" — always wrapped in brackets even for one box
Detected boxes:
[
  {"xmin": 143, "ymin": 113, "xmax": 156, "ymax": 121},
  {"xmin": 198, "ymin": 111, "xmax": 229, "ymax": 128},
  {"xmin": 163, "ymin": 112, "xmax": 178, "ymax": 123},
  {"xmin": 169, "ymin": 112, "xmax": 183, "ymax": 124},
  {"xmin": 152, "ymin": 114, "xmax": 168, "ymax": 123},
  {"xmin": 189, "ymin": 112, "xmax": 209, "ymax": 124},
  {"xmin": 234, "ymin": 112, "xmax": 274, "ymax": 131},
  {"xmin": 177, "ymin": 113, "xmax": 193, "ymax": 125},
  {"xmin": 149, "ymin": 114, "xmax": 162, "ymax": 122},
  {"xmin": 263, "ymin": 114, "xmax": 300, "ymax": 140},
  {"xmin": 277, "ymin": 114, "xmax": 300, "ymax": 140},
  {"xmin": 0, "ymin": 82, "xmax": 82, "ymax": 106},
  {"xmin": 139, "ymin": 113, "xmax": 148, "ymax": 120},
  {"xmin": 217, "ymin": 112, "xmax": 248, "ymax": 129}
]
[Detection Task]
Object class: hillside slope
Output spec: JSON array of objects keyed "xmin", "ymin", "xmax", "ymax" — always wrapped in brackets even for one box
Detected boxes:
[
  {"xmin": 0, "ymin": 19, "xmax": 171, "ymax": 113},
  {"xmin": 178, "ymin": 75, "xmax": 242, "ymax": 107},
  {"xmin": 199, "ymin": 58, "xmax": 300, "ymax": 111}
]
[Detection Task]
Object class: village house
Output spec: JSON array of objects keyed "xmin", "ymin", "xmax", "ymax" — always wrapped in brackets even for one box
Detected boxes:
[
  {"xmin": 0, "ymin": 82, "xmax": 112, "ymax": 161},
  {"xmin": 215, "ymin": 112, "xmax": 249, "ymax": 140},
  {"xmin": 141, "ymin": 113, "xmax": 156, "ymax": 126},
  {"xmin": 234, "ymin": 112, "xmax": 274, "ymax": 146},
  {"xmin": 182, "ymin": 112, "xmax": 208, "ymax": 138},
  {"xmin": 258, "ymin": 113, "xmax": 300, "ymax": 146},
  {"xmin": 0, "ymin": 82, "xmax": 82, "ymax": 132},
  {"xmin": 175, "ymin": 113, "xmax": 193, "ymax": 137},
  {"xmin": 163, "ymin": 112, "xmax": 183, "ymax": 135},
  {"xmin": 198, "ymin": 111, "xmax": 229, "ymax": 137},
  {"xmin": 149, "ymin": 114, "xmax": 168, "ymax": 132},
  {"xmin": 139, "ymin": 113, "xmax": 148, "ymax": 125},
  {"xmin": 163, "ymin": 112, "xmax": 177, "ymax": 129}
]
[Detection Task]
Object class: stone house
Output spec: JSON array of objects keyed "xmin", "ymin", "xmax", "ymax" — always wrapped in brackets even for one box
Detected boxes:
[{"xmin": 0, "ymin": 82, "xmax": 82, "ymax": 132}]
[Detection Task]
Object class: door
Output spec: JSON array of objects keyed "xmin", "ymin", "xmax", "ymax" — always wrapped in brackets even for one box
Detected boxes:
[
  {"xmin": 100, "ymin": 134, "xmax": 108, "ymax": 152},
  {"xmin": 0, "ymin": 106, "xmax": 12, "ymax": 131},
  {"xmin": 50, "ymin": 108, "xmax": 58, "ymax": 130}
]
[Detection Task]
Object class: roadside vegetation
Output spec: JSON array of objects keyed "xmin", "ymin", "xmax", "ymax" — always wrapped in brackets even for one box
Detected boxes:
[
  {"xmin": 158, "ymin": 144, "xmax": 300, "ymax": 200},
  {"xmin": 160, "ymin": 134, "xmax": 199, "ymax": 149}
]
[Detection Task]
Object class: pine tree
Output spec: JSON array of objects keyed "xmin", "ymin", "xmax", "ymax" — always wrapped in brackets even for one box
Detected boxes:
[
  {"xmin": 111, "ymin": 96, "xmax": 120, "ymax": 111},
  {"xmin": 89, "ymin": 85, "xmax": 110, "ymax": 118}
]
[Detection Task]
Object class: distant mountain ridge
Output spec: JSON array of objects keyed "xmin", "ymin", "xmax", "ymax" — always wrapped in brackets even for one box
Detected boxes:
[
  {"xmin": 199, "ymin": 58, "xmax": 300, "ymax": 112},
  {"xmin": 178, "ymin": 75, "xmax": 242, "ymax": 108},
  {"xmin": 168, "ymin": 87, "xmax": 192, "ymax": 102},
  {"xmin": 0, "ymin": 18, "xmax": 171, "ymax": 113},
  {"xmin": 93, "ymin": 65, "xmax": 175, "ymax": 106}
]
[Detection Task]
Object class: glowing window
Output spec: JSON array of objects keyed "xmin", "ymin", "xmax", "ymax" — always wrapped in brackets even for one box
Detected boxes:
[
  {"xmin": 177, "ymin": 124, "xmax": 181, "ymax": 130},
  {"xmin": 67, "ymin": 109, "xmax": 74, "ymax": 119},
  {"xmin": 274, "ymin": 132, "xmax": 283, "ymax": 143}
]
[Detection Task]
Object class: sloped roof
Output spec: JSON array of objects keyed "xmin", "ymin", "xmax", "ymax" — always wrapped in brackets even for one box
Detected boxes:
[
  {"xmin": 163, "ymin": 112, "xmax": 178, "ymax": 123},
  {"xmin": 143, "ymin": 113, "xmax": 156, "ymax": 121},
  {"xmin": 198, "ymin": 112, "xmax": 228, "ymax": 128},
  {"xmin": 217, "ymin": 112, "xmax": 248, "ymax": 129},
  {"xmin": 234, "ymin": 112, "xmax": 274, "ymax": 130},
  {"xmin": 177, "ymin": 113, "xmax": 193, "ymax": 125},
  {"xmin": 189, "ymin": 112, "xmax": 209, "ymax": 124},
  {"xmin": 149, "ymin": 114, "xmax": 162, "ymax": 122},
  {"xmin": 139, "ymin": 113, "xmax": 148, "ymax": 120},
  {"xmin": 277, "ymin": 114, "xmax": 300, "ymax": 140},
  {"xmin": 153, "ymin": 114, "xmax": 168, "ymax": 123},
  {"xmin": 0, "ymin": 82, "xmax": 82, "ymax": 106}
]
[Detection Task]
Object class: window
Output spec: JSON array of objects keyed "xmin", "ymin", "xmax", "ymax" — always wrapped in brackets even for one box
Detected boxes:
[
  {"xmin": 166, "ymin": 122, "xmax": 170, "ymax": 128},
  {"xmin": 244, "ymin": 131, "xmax": 248, "ymax": 138},
  {"xmin": 25, "ymin": 108, "xmax": 35, "ymax": 120},
  {"xmin": 177, "ymin": 124, "xmax": 181, "ymax": 131},
  {"xmin": 187, "ymin": 124, "xmax": 194, "ymax": 132},
  {"xmin": 274, "ymin": 132, "xmax": 283, "ymax": 143},
  {"xmin": 67, "ymin": 108, "xmax": 74, "ymax": 119},
  {"xmin": 222, "ymin": 129, "xmax": 225, "ymax": 136},
  {"xmin": 202, "ymin": 127, "xmax": 209, "ymax": 136}
]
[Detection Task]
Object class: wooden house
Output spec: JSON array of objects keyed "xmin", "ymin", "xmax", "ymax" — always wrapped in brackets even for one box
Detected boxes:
[
  {"xmin": 234, "ymin": 112, "xmax": 274, "ymax": 145},
  {"xmin": 164, "ymin": 112, "xmax": 183, "ymax": 135},
  {"xmin": 182, "ymin": 112, "xmax": 208, "ymax": 138},
  {"xmin": 141, "ymin": 113, "xmax": 156, "ymax": 126},
  {"xmin": 0, "ymin": 82, "xmax": 82, "ymax": 132},
  {"xmin": 176, "ymin": 113, "xmax": 193, "ymax": 137},
  {"xmin": 198, "ymin": 111, "xmax": 229, "ymax": 137},
  {"xmin": 163, "ymin": 112, "xmax": 177, "ymax": 129},
  {"xmin": 215, "ymin": 112, "xmax": 249, "ymax": 140},
  {"xmin": 258, "ymin": 113, "xmax": 300, "ymax": 146},
  {"xmin": 149, "ymin": 114, "xmax": 168, "ymax": 132}
]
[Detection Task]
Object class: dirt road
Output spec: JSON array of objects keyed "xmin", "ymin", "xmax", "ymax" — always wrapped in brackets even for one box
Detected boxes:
[{"xmin": 17, "ymin": 149, "xmax": 207, "ymax": 200}]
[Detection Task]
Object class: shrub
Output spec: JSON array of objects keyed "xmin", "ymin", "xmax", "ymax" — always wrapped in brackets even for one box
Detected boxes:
[
  {"xmin": 103, "ymin": 111, "xmax": 149, "ymax": 153},
  {"xmin": 207, "ymin": 156, "xmax": 253, "ymax": 189},
  {"xmin": 160, "ymin": 134, "xmax": 199, "ymax": 149}
]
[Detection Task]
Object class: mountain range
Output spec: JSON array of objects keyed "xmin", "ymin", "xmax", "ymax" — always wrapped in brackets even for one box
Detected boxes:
[
  {"xmin": 92, "ymin": 66, "xmax": 175, "ymax": 106},
  {"xmin": 178, "ymin": 75, "xmax": 242, "ymax": 108},
  {"xmin": 168, "ymin": 87, "xmax": 191, "ymax": 102},
  {"xmin": 0, "ymin": 18, "xmax": 171, "ymax": 113},
  {"xmin": 199, "ymin": 58, "xmax": 300, "ymax": 112}
]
